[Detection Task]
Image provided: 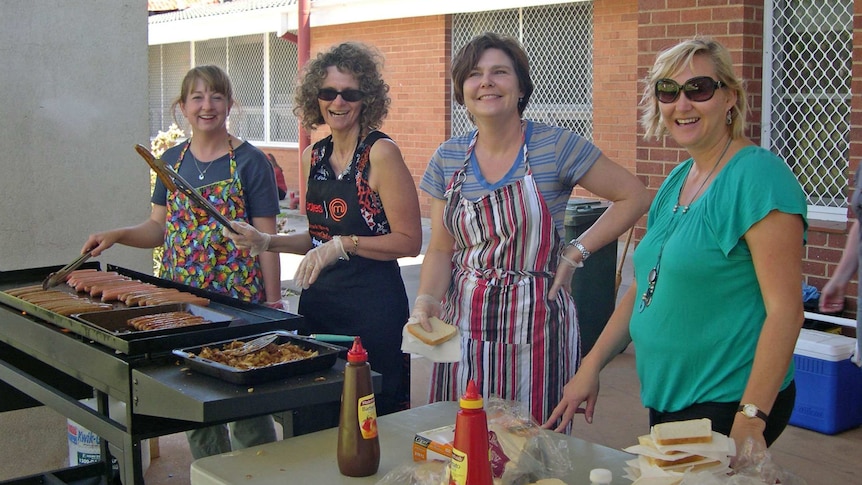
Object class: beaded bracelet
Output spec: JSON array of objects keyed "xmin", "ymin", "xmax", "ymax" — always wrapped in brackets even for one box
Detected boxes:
[{"xmin": 348, "ymin": 234, "xmax": 359, "ymax": 255}]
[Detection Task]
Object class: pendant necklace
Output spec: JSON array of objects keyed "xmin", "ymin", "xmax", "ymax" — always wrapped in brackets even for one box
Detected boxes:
[
  {"xmin": 184, "ymin": 137, "xmax": 235, "ymax": 180},
  {"xmin": 191, "ymin": 149, "xmax": 213, "ymax": 180},
  {"xmin": 638, "ymin": 137, "xmax": 732, "ymax": 313}
]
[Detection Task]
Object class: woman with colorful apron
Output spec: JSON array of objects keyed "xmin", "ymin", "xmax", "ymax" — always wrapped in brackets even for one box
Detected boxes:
[
  {"xmin": 224, "ymin": 43, "xmax": 422, "ymax": 430},
  {"xmin": 83, "ymin": 65, "xmax": 281, "ymax": 457},
  {"xmin": 412, "ymin": 33, "xmax": 649, "ymax": 425}
]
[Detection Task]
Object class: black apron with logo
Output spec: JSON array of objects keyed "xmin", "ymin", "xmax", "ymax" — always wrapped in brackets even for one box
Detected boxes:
[{"xmin": 298, "ymin": 131, "xmax": 410, "ymax": 417}]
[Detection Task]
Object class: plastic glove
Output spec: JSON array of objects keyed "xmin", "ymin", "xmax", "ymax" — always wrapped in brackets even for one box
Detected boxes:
[
  {"xmin": 223, "ymin": 221, "xmax": 271, "ymax": 257},
  {"xmin": 293, "ymin": 236, "xmax": 348, "ymax": 289},
  {"xmin": 547, "ymin": 253, "xmax": 579, "ymax": 300},
  {"xmin": 408, "ymin": 294, "xmax": 442, "ymax": 332}
]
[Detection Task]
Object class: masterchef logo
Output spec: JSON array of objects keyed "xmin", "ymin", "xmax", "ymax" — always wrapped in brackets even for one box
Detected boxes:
[
  {"xmin": 328, "ymin": 198, "xmax": 348, "ymax": 222},
  {"xmin": 306, "ymin": 201, "xmax": 324, "ymax": 215}
]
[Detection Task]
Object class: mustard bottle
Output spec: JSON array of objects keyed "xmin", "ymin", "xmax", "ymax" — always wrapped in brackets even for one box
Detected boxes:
[{"xmin": 336, "ymin": 337, "xmax": 380, "ymax": 476}]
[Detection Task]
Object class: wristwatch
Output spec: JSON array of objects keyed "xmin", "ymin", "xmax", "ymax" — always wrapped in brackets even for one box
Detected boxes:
[
  {"xmin": 568, "ymin": 239, "xmax": 591, "ymax": 262},
  {"xmin": 737, "ymin": 403, "xmax": 769, "ymax": 422}
]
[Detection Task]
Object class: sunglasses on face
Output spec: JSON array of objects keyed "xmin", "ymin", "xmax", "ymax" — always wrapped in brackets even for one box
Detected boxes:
[
  {"xmin": 317, "ymin": 88, "xmax": 365, "ymax": 102},
  {"xmin": 655, "ymin": 76, "xmax": 726, "ymax": 103}
]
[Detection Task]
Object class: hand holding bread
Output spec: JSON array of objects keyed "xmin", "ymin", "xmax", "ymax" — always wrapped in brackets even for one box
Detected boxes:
[
  {"xmin": 406, "ymin": 316, "xmax": 458, "ymax": 346},
  {"xmin": 409, "ymin": 293, "xmax": 442, "ymax": 332}
]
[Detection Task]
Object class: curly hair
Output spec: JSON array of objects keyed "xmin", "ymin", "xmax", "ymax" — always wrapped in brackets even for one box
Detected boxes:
[
  {"xmin": 640, "ymin": 37, "xmax": 748, "ymax": 140},
  {"xmin": 170, "ymin": 65, "xmax": 235, "ymax": 126},
  {"xmin": 293, "ymin": 42, "xmax": 390, "ymax": 133}
]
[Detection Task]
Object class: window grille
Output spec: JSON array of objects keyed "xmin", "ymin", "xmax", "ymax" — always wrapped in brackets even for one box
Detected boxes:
[
  {"xmin": 148, "ymin": 33, "xmax": 298, "ymax": 144},
  {"xmin": 451, "ymin": 2, "xmax": 594, "ymax": 139},
  {"xmin": 764, "ymin": 0, "xmax": 853, "ymax": 220}
]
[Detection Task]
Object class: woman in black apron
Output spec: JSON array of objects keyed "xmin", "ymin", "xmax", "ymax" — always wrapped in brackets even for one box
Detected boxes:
[{"xmin": 227, "ymin": 42, "xmax": 422, "ymax": 427}]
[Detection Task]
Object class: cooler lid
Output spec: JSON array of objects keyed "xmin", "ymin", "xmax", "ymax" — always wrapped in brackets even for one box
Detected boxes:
[{"xmin": 794, "ymin": 328, "xmax": 856, "ymax": 361}]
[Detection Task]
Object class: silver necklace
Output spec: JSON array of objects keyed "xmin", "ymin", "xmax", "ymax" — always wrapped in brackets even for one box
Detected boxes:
[
  {"xmin": 639, "ymin": 137, "xmax": 733, "ymax": 312},
  {"xmin": 673, "ymin": 138, "xmax": 733, "ymax": 214},
  {"xmin": 191, "ymin": 150, "xmax": 213, "ymax": 180}
]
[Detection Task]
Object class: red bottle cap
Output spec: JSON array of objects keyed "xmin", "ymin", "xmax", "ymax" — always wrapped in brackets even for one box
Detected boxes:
[
  {"xmin": 459, "ymin": 379, "xmax": 484, "ymax": 409},
  {"xmin": 347, "ymin": 336, "xmax": 368, "ymax": 363}
]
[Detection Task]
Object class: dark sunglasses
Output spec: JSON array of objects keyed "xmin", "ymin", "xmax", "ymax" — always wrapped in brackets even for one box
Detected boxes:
[
  {"xmin": 317, "ymin": 88, "xmax": 365, "ymax": 102},
  {"xmin": 655, "ymin": 76, "xmax": 726, "ymax": 103}
]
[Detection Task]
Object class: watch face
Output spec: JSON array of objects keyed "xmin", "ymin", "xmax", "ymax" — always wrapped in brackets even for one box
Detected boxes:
[{"xmin": 743, "ymin": 404, "xmax": 757, "ymax": 417}]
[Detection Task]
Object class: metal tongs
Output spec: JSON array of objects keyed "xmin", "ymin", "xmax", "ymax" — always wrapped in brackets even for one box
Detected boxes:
[
  {"xmin": 134, "ymin": 144, "xmax": 238, "ymax": 233},
  {"xmin": 224, "ymin": 333, "xmax": 279, "ymax": 356},
  {"xmin": 42, "ymin": 251, "xmax": 93, "ymax": 290}
]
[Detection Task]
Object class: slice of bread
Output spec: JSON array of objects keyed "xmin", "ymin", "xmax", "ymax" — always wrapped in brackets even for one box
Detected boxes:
[
  {"xmin": 651, "ymin": 418, "xmax": 712, "ymax": 446},
  {"xmin": 406, "ymin": 317, "xmax": 458, "ymax": 346}
]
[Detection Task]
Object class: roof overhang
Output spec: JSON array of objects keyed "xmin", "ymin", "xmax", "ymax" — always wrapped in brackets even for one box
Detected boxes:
[{"xmin": 148, "ymin": 0, "xmax": 580, "ymax": 45}]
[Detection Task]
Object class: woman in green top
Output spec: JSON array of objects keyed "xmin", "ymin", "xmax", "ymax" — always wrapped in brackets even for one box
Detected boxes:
[{"xmin": 544, "ymin": 38, "xmax": 808, "ymax": 456}]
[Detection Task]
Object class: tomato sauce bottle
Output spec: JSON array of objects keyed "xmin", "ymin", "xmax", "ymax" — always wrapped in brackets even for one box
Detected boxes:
[
  {"xmin": 449, "ymin": 379, "xmax": 493, "ymax": 485},
  {"xmin": 336, "ymin": 337, "xmax": 380, "ymax": 477}
]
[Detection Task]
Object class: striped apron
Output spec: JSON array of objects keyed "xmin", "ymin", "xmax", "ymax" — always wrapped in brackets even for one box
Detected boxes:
[{"xmin": 429, "ymin": 128, "xmax": 580, "ymax": 423}]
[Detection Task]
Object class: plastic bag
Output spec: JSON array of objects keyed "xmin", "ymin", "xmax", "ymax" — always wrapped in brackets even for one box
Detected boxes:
[
  {"xmin": 678, "ymin": 438, "xmax": 808, "ymax": 485},
  {"xmin": 485, "ymin": 397, "xmax": 573, "ymax": 484},
  {"xmin": 375, "ymin": 397, "xmax": 574, "ymax": 485},
  {"xmin": 375, "ymin": 460, "xmax": 449, "ymax": 485}
]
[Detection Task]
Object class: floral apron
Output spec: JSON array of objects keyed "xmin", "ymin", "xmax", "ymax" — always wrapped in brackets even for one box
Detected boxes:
[
  {"xmin": 159, "ymin": 141, "xmax": 265, "ymax": 303},
  {"xmin": 429, "ymin": 125, "xmax": 580, "ymax": 423}
]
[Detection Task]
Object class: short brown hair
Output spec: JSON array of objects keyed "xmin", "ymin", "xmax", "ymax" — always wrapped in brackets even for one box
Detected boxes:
[{"xmin": 451, "ymin": 32, "xmax": 534, "ymax": 117}]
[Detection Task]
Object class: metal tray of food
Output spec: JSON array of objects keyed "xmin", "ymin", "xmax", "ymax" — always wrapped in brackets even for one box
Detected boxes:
[
  {"xmin": 74, "ymin": 303, "xmax": 232, "ymax": 337},
  {"xmin": 173, "ymin": 331, "xmax": 342, "ymax": 385}
]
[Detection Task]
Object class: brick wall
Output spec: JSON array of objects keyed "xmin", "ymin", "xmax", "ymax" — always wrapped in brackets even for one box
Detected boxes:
[
  {"xmin": 636, "ymin": 1, "xmax": 860, "ymax": 322},
  {"xmin": 262, "ymin": 16, "xmax": 450, "ymax": 217},
  {"xmin": 585, "ymin": 0, "xmax": 639, "ymax": 204},
  {"xmin": 255, "ymin": 2, "xmax": 861, "ymax": 320}
]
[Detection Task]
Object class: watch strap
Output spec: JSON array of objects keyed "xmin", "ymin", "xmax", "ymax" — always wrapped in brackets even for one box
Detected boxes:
[{"xmin": 738, "ymin": 403, "xmax": 769, "ymax": 422}]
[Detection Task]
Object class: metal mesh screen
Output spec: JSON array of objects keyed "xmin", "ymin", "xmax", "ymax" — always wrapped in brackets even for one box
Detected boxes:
[
  {"xmin": 148, "ymin": 33, "xmax": 299, "ymax": 144},
  {"xmin": 148, "ymin": 43, "xmax": 191, "ymax": 136},
  {"xmin": 451, "ymin": 2, "xmax": 594, "ymax": 139},
  {"xmin": 766, "ymin": 0, "xmax": 852, "ymax": 215}
]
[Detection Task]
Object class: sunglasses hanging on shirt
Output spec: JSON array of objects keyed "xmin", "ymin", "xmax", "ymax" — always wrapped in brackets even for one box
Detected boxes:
[{"xmin": 655, "ymin": 76, "xmax": 726, "ymax": 104}]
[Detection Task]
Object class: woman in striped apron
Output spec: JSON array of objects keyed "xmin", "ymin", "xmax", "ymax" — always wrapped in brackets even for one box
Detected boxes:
[{"xmin": 413, "ymin": 33, "xmax": 649, "ymax": 425}]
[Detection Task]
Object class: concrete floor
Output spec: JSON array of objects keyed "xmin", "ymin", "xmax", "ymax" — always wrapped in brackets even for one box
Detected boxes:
[{"xmin": 3, "ymin": 215, "xmax": 862, "ymax": 484}]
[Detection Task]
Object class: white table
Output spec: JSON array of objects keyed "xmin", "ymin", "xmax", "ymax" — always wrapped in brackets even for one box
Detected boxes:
[{"xmin": 191, "ymin": 401, "xmax": 634, "ymax": 484}]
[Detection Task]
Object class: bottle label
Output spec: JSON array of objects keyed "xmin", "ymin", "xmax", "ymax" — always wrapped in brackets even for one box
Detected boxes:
[
  {"xmin": 357, "ymin": 393, "xmax": 378, "ymax": 439},
  {"xmin": 448, "ymin": 447, "xmax": 467, "ymax": 485}
]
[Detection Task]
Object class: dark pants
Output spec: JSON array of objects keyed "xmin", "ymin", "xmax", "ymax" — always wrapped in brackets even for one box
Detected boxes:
[{"xmin": 648, "ymin": 381, "xmax": 796, "ymax": 447}]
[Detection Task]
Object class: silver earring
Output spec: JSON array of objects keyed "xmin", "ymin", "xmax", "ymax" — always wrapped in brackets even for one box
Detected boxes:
[{"xmin": 726, "ymin": 109, "xmax": 733, "ymax": 125}]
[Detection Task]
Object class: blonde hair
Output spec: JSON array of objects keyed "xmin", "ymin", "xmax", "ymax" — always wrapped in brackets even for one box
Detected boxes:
[{"xmin": 640, "ymin": 38, "xmax": 748, "ymax": 140}]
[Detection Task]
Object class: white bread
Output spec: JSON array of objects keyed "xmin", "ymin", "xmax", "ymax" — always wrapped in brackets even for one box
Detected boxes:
[
  {"xmin": 651, "ymin": 418, "xmax": 712, "ymax": 446},
  {"xmin": 406, "ymin": 317, "xmax": 458, "ymax": 345},
  {"xmin": 636, "ymin": 435, "xmax": 703, "ymax": 467}
]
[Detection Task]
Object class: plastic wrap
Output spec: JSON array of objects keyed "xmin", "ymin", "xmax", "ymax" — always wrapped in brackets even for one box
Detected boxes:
[
  {"xmin": 678, "ymin": 438, "xmax": 809, "ymax": 485},
  {"xmin": 375, "ymin": 397, "xmax": 573, "ymax": 485}
]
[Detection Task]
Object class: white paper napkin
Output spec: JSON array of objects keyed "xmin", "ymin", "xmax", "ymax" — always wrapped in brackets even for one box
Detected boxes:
[{"xmin": 400, "ymin": 322, "xmax": 461, "ymax": 363}]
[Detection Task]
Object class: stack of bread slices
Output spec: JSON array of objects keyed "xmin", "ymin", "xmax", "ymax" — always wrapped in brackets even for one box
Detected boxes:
[{"xmin": 622, "ymin": 418, "xmax": 735, "ymax": 484}]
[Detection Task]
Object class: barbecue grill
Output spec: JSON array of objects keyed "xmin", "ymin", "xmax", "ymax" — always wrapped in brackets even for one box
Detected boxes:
[{"xmin": 0, "ymin": 262, "xmax": 375, "ymax": 485}]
